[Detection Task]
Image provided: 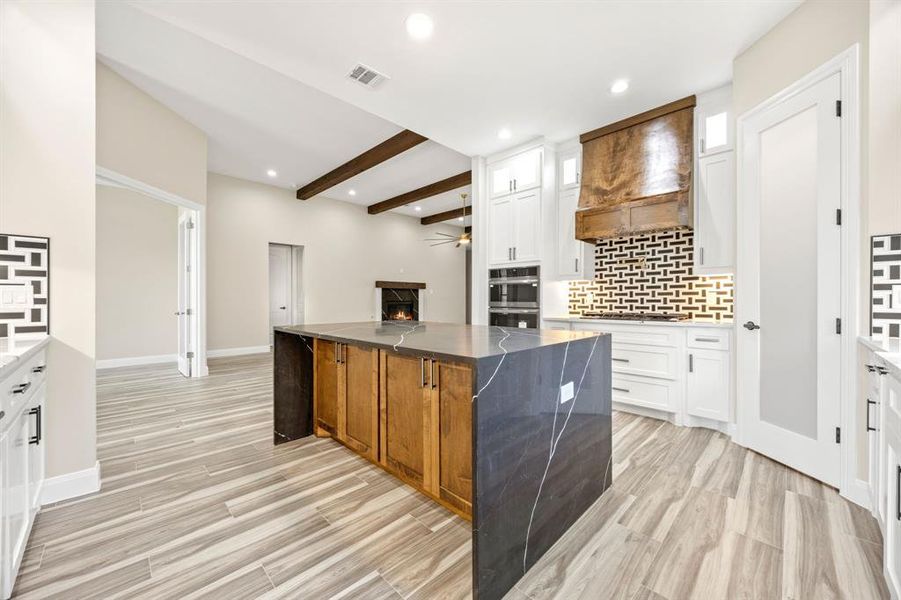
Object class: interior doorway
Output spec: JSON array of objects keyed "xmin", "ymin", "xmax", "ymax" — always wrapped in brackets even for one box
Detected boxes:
[
  {"xmin": 269, "ymin": 243, "xmax": 303, "ymax": 346},
  {"xmin": 736, "ymin": 48, "xmax": 859, "ymax": 490}
]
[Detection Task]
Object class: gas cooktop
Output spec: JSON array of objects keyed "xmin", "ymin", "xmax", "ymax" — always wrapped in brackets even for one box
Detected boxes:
[{"xmin": 581, "ymin": 311, "xmax": 689, "ymax": 322}]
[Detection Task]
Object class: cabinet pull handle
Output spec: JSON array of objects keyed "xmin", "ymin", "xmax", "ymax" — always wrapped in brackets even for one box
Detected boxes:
[
  {"xmin": 509, "ymin": 180, "xmax": 512, "ymax": 192},
  {"xmin": 12, "ymin": 382, "xmax": 31, "ymax": 395},
  {"xmin": 700, "ymin": 247, "xmax": 705, "ymax": 265},
  {"xmin": 896, "ymin": 465, "xmax": 900, "ymax": 521},
  {"xmin": 431, "ymin": 360, "xmax": 437, "ymax": 389},
  {"xmin": 575, "ymin": 258, "xmax": 579, "ymax": 272},
  {"xmin": 867, "ymin": 364, "xmax": 876, "ymax": 372},
  {"xmin": 29, "ymin": 405, "xmax": 41, "ymax": 445},
  {"xmin": 513, "ymin": 247, "xmax": 517, "ymax": 260},
  {"xmin": 32, "ymin": 365, "xmax": 46, "ymax": 373},
  {"xmin": 513, "ymin": 178, "xmax": 517, "ymax": 190},
  {"xmin": 612, "ymin": 386, "xmax": 629, "ymax": 393},
  {"xmin": 420, "ymin": 358, "xmax": 426, "ymax": 388},
  {"xmin": 695, "ymin": 337, "xmax": 720, "ymax": 343},
  {"xmin": 866, "ymin": 399, "xmax": 877, "ymax": 432},
  {"xmin": 689, "ymin": 353, "xmax": 694, "ymax": 373},
  {"xmin": 612, "ymin": 358, "xmax": 629, "ymax": 363},
  {"xmin": 877, "ymin": 366, "xmax": 889, "ymax": 376}
]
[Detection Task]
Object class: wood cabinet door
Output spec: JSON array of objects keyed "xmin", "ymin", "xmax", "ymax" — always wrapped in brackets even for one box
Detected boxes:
[
  {"xmin": 435, "ymin": 361, "xmax": 473, "ymax": 516},
  {"xmin": 380, "ymin": 352, "xmax": 429, "ymax": 488},
  {"xmin": 314, "ymin": 339, "xmax": 339, "ymax": 436},
  {"xmin": 344, "ymin": 344, "xmax": 379, "ymax": 460}
]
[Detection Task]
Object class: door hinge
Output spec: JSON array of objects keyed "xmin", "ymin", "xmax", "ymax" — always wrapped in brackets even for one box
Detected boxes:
[
  {"xmin": 835, "ymin": 100, "xmax": 842, "ymax": 117},
  {"xmin": 836, "ymin": 208, "xmax": 842, "ymax": 225},
  {"xmin": 187, "ymin": 220, "xmax": 195, "ymax": 230},
  {"xmin": 835, "ymin": 317, "xmax": 842, "ymax": 334},
  {"xmin": 186, "ymin": 351, "xmax": 195, "ymax": 359}
]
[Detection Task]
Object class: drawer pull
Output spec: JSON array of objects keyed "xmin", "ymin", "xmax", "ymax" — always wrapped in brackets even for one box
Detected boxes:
[
  {"xmin": 12, "ymin": 382, "xmax": 31, "ymax": 395},
  {"xmin": 32, "ymin": 365, "xmax": 46, "ymax": 373},
  {"xmin": 866, "ymin": 399, "xmax": 877, "ymax": 432},
  {"xmin": 877, "ymin": 367, "xmax": 889, "ymax": 376},
  {"xmin": 866, "ymin": 364, "xmax": 876, "ymax": 372},
  {"xmin": 29, "ymin": 405, "xmax": 41, "ymax": 445},
  {"xmin": 694, "ymin": 337, "xmax": 720, "ymax": 343},
  {"xmin": 612, "ymin": 386, "xmax": 630, "ymax": 393},
  {"xmin": 612, "ymin": 358, "xmax": 630, "ymax": 363},
  {"xmin": 689, "ymin": 353, "xmax": 694, "ymax": 373},
  {"xmin": 896, "ymin": 465, "xmax": 900, "ymax": 521}
]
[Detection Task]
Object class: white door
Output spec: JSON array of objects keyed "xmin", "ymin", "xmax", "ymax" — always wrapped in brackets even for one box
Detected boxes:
[
  {"xmin": 737, "ymin": 72, "xmax": 842, "ymax": 486},
  {"xmin": 176, "ymin": 213, "xmax": 195, "ymax": 378},
  {"xmin": 268, "ymin": 244, "xmax": 292, "ymax": 345},
  {"xmin": 512, "ymin": 189, "xmax": 540, "ymax": 262},
  {"xmin": 488, "ymin": 196, "xmax": 514, "ymax": 264}
]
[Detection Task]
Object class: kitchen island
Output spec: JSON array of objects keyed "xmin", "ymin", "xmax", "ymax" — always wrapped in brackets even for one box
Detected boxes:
[{"xmin": 272, "ymin": 321, "xmax": 612, "ymax": 600}]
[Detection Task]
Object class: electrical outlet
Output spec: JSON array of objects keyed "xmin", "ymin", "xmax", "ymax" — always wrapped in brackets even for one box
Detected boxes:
[{"xmin": 560, "ymin": 381, "xmax": 574, "ymax": 404}]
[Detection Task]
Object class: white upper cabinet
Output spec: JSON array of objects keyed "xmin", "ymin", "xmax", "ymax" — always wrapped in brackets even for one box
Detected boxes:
[
  {"xmin": 488, "ymin": 147, "xmax": 542, "ymax": 198},
  {"xmin": 696, "ymin": 84, "xmax": 734, "ymax": 157},
  {"xmin": 487, "ymin": 188, "xmax": 541, "ymax": 265},
  {"xmin": 555, "ymin": 147, "xmax": 591, "ymax": 278},
  {"xmin": 694, "ymin": 84, "xmax": 735, "ymax": 274}
]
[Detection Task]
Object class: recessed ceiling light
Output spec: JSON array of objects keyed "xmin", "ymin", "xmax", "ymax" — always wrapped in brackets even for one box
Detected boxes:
[
  {"xmin": 405, "ymin": 13, "xmax": 434, "ymax": 40},
  {"xmin": 266, "ymin": 169, "xmax": 278, "ymax": 178},
  {"xmin": 414, "ymin": 206, "xmax": 422, "ymax": 212},
  {"xmin": 497, "ymin": 128, "xmax": 512, "ymax": 140},
  {"xmin": 348, "ymin": 189, "xmax": 356, "ymax": 196},
  {"xmin": 610, "ymin": 79, "xmax": 629, "ymax": 95}
]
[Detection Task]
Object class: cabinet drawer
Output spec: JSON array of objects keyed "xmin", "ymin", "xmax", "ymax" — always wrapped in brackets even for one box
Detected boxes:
[
  {"xmin": 0, "ymin": 350, "xmax": 44, "ymax": 423},
  {"xmin": 611, "ymin": 344, "xmax": 677, "ymax": 380},
  {"xmin": 612, "ymin": 375, "xmax": 675, "ymax": 412},
  {"xmin": 687, "ymin": 329, "xmax": 730, "ymax": 351},
  {"xmin": 573, "ymin": 322, "xmax": 680, "ymax": 348}
]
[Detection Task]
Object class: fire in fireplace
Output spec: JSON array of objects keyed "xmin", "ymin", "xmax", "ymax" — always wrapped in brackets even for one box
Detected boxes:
[{"xmin": 376, "ymin": 281, "xmax": 423, "ymax": 322}]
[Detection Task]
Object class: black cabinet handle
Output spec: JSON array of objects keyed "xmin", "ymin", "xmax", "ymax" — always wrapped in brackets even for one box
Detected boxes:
[
  {"xmin": 689, "ymin": 354, "xmax": 694, "ymax": 373},
  {"xmin": 877, "ymin": 367, "xmax": 889, "ymax": 376},
  {"xmin": 12, "ymin": 382, "xmax": 31, "ymax": 395},
  {"xmin": 612, "ymin": 386, "xmax": 629, "ymax": 393},
  {"xmin": 866, "ymin": 364, "xmax": 876, "ymax": 372},
  {"xmin": 896, "ymin": 465, "xmax": 900, "ymax": 521},
  {"xmin": 866, "ymin": 399, "xmax": 877, "ymax": 432},
  {"xmin": 743, "ymin": 321, "xmax": 761, "ymax": 331},
  {"xmin": 32, "ymin": 365, "xmax": 46, "ymax": 373},
  {"xmin": 612, "ymin": 358, "xmax": 630, "ymax": 363},
  {"xmin": 29, "ymin": 405, "xmax": 41, "ymax": 445}
]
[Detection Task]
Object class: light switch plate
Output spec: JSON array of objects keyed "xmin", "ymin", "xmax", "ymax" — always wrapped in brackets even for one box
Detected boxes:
[{"xmin": 560, "ymin": 381, "xmax": 574, "ymax": 403}]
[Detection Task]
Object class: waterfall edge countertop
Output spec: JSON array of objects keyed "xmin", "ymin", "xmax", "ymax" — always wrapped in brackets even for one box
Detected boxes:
[
  {"xmin": 0, "ymin": 335, "xmax": 50, "ymax": 381},
  {"xmin": 274, "ymin": 321, "xmax": 600, "ymax": 363}
]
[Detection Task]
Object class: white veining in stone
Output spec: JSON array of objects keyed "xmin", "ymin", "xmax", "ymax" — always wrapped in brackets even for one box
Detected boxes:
[
  {"xmin": 471, "ymin": 327, "xmax": 512, "ymax": 403},
  {"xmin": 522, "ymin": 334, "xmax": 601, "ymax": 571},
  {"xmin": 384, "ymin": 320, "xmax": 426, "ymax": 351}
]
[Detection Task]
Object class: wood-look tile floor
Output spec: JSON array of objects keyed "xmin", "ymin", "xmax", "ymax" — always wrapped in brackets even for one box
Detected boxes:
[{"xmin": 12, "ymin": 354, "xmax": 888, "ymax": 599}]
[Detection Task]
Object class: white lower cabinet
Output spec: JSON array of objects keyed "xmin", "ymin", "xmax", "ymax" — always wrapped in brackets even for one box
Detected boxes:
[
  {"xmin": 1, "ymin": 349, "xmax": 47, "ymax": 599},
  {"xmin": 568, "ymin": 321, "xmax": 732, "ymax": 425},
  {"xmin": 883, "ymin": 370, "xmax": 901, "ymax": 598}
]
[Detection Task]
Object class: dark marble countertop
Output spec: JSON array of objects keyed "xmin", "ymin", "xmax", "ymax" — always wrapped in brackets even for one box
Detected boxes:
[{"xmin": 275, "ymin": 321, "xmax": 601, "ymax": 363}]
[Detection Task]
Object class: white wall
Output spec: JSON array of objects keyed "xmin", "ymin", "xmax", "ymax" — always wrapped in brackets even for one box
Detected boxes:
[
  {"xmin": 96, "ymin": 186, "xmax": 178, "ymax": 361},
  {"xmin": 0, "ymin": 1, "xmax": 97, "ymax": 479},
  {"xmin": 96, "ymin": 62, "xmax": 207, "ymax": 205},
  {"xmin": 207, "ymin": 173, "xmax": 466, "ymax": 352}
]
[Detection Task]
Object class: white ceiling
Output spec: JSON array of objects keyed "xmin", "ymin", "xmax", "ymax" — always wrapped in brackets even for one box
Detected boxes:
[
  {"xmin": 124, "ymin": 0, "xmax": 801, "ymax": 157},
  {"xmin": 96, "ymin": 2, "xmax": 471, "ymax": 222}
]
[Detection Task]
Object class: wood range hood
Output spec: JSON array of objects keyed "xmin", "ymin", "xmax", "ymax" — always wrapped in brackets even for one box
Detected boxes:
[{"xmin": 575, "ymin": 95, "xmax": 696, "ymax": 241}]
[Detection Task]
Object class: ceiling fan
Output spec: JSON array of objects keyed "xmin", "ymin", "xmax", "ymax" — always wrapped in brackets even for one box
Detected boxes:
[{"xmin": 425, "ymin": 193, "xmax": 471, "ymax": 248}]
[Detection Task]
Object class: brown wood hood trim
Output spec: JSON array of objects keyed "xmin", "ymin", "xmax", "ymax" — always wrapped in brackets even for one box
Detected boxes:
[
  {"xmin": 579, "ymin": 95, "xmax": 697, "ymax": 144},
  {"xmin": 575, "ymin": 192, "xmax": 691, "ymax": 242},
  {"xmin": 375, "ymin": 281, "xmax": 426, "ymax": 289}
]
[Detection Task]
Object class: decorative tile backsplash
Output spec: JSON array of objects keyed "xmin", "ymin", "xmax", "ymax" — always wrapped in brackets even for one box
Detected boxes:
[
  {"xmin": 872, "ymin": 234, "xmax": 901, "ymax": 338},
  {"xmin": 0, "ymin": 234, "xmax": 49, "ymax": 339},
  {"xmin": 568, "ymin": 230, "xmax": 733, "ymax": 321}
]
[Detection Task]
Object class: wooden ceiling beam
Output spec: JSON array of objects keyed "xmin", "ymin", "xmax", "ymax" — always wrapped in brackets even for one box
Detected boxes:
[
  {"xmin": 295, "ymin": 129, "xmax": 428, "ymax": 200},
  {"xmin": 420, "ymin": 205, "xmax": 471, "ymax": 226},
  {"xmin": 367, "ymin": 170, "xmax": 471, "ymax": 215}
]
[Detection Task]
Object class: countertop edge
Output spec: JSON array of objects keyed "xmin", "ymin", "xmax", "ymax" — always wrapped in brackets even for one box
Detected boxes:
[
  {"xmin": 0, "ymin": 336, "xmax": 50, "ymax": 382},
  {"xmin": 274, "ymin": 324, "xmax": 604, "ymax": 363},
  {"xmin": 859, "ymin": 336, "xmax": 901, "ymax": 380}
]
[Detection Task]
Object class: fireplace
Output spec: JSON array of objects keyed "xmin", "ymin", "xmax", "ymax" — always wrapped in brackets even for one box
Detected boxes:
[{"xmin": 376, "ymin": 281, "xmax": 424, "ymax": 322}]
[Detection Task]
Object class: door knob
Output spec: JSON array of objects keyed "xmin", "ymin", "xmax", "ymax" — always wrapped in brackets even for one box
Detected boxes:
[
  {"xmin": 174, "ymin": 311, "xmax": 184, "ymax": 316},
  {"xmin": 743, "ymin": 321, "xmax": 760, "ymax": 331}
]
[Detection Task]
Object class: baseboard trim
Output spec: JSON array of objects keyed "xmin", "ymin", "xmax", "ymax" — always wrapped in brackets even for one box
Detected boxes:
[
  {"xmin": 842, "ymin": 477, "xmax": 872, "ymax": 511},
  {"xmin": 41, "ymin": 461, "xmax": 101, "ymax": 505},
  {"xmin": 96, "ymin": 354, "xmax": 177, "ymax": 369},
  {"xmin": 207, "ymin": 345, "xmax": 271, "ymax": 358}
]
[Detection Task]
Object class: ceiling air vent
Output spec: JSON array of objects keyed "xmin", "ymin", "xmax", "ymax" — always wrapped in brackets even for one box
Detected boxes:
[{"xmin": 347, "ymin": 63, "xmax": 389, "ymax": 89}]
